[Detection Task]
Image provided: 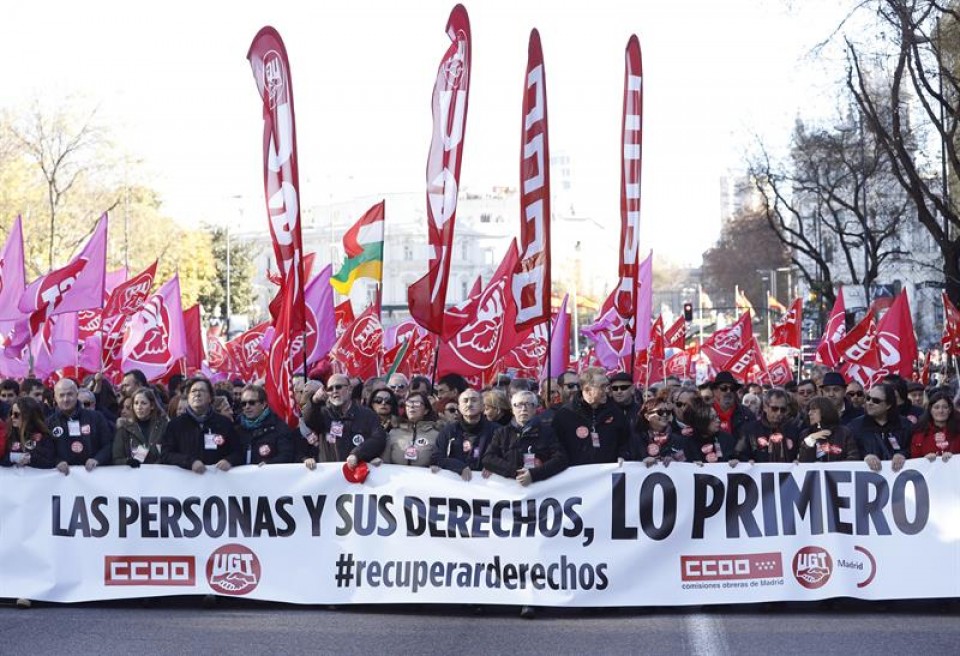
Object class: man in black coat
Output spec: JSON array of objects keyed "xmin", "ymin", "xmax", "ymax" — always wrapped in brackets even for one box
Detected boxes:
[
  {"xmin": 235, "ymin": 384, "xmax": 294, "ymax": 465},
  {"xmin": 299, "ymin": 373, "xmax": 386, "ymax": 471},
  {"xmin": 432, "ymin": 388, "xmax": 496, "ymax": 479},
  {"xmin": 47, "ymin": 378, "xmax": 114, "ymax": 474},
  {"xmin": 553, "ymin": 368, "xmax": 631, "ymax": 465},
  {"xmin": 160, "ymin": 377, "xmax": 241, "ymax": 473}
]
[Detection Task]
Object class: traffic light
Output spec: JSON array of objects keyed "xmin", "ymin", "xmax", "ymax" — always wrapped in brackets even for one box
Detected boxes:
[{"xmin": 683, "ymin": 302, "xmax": 694, "ymax": 322}]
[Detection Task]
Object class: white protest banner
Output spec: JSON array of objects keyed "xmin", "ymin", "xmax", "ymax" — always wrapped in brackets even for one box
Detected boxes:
[{"xmin": 1, "ymin": 460, "xmax": 957, "ymax": 605}]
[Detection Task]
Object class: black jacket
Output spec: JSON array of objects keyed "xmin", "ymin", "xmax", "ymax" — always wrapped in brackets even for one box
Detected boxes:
[
  {"xmin": 682, "ymin": 430, "xmax": 738, "ymax": 463},
  {"xmin": 797, "ymin": 424, "xmax": 860, "ymax": 463},
  {"xmin": 847, "ymin": 414, "xmax": 911, "ymax": 459},
  {"xmin": 113, "ymin": 416, "xmax": 168, "ymax": 465},
  {"xmin": 635, "ymin": 428, "xmax": 689, "ymax": 462},
  {"xmin": 159, "ymin": 410, "xmax": 241, "ymax": 469},
  {"xmin": 236, "ymin": 411, "xmax": 295, "ymax": 465},
  {"xmin": 482, "ymin": 416, "xmax": 568, "ymax": 482},
  {"xmin": 553, "ymin": 397, "xmax": 630, "ymax": 465},
  {"xmin": 737, "ymin": 419, "xmax": 801, "ymax": 462},
  {"xmin": 46, "ymin": 406, "xmax": 114, "ymax": 466},
  {"xmin": 432, "ymin": 416, "xmax": 497, "ymax": 473},
  {"xmin": 1, "ymin": 432, "xmax": 57, "ymax": 468},
  {"xmin": 299, "ymin": 399, "xmax": 386, "ymax": 463}
]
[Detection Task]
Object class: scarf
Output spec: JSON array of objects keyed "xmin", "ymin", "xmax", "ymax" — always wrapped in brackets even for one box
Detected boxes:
[{"xmin": 240, "ymin": 407, "xmax": 272, "ymax": 430}]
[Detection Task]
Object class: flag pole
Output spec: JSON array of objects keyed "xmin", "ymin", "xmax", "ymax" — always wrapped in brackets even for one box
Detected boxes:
[{"xmin": 546, "ymin": 313, "xmax": 553, "ymax": 406}]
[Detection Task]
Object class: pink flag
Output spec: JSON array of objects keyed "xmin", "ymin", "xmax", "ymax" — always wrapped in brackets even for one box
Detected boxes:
[
  {"xmin": 303, "ymin": 264, "xmax": 336, "ymax": 366},
  {"xmin": 614, "ymin": 35, "xmax": 643, "ymax": 332},
  {"xmin": 634, "ymin": 251, "xmax": 653, "ymax": 350},
  {"xmin": 581, "ymin": 306, "xmax": 631, "ymax": 370},
  {"xmin": 513, "ymin": 28, "xmax": 551, "ymax": 330},
  {"xmin": 32, "ymin": 313, "xmax": 79, "ymax": 380},
  {"xmin": 542, "ymin": 293, "xmax": 570, "ymax": 379},
  {"xmin": 121, "ymin": 275, "xmax": 186, "ymax": 381},
  {"xmin": 18, "ymin": 214, "xmax": 107, "ymax": 330},
  {"xmin": 0, "ymin": 216, "xmax": 26, "ymax": 321},
  {"xmin": 815, "ymin": 288, "xmax": 846, "ymax": 367},
  {"xmin": 408, "ymin": 4, "xmax": 472, "ymax": 335}
]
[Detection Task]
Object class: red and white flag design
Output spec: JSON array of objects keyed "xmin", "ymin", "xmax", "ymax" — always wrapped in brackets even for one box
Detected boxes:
[
  {"xmin": 227, "ymin": 322, "xmax": 270, "ymax": 383},
  {"xmin": 942, "ymin": 291, "xmax": 960, "ymax": 356},
  {"xmin": 701, "ymin": 312, "xmax": 753, "ymax": 370},
  {"xmin": 330, "ymin": 300, "xmax": 383, "ymax": 381},
  {"xmin": 613, "ymin": 35, "xmax": 643, "ymax": 334},
  {"xmin": 408, "ymin": 4, "xmax": 472, "ymax": 335},
  {"xmin": 121, "ymin": 275, "xmax": 186, "ymax": 382},
  {"xmin": 770, "ymin": 298, "xmax": 803, "ymax": 350},
  {"xmin": 837, "ymin": 310, "xmax": 879, "ymax": 386},
  {"xmin": 766, "ymin": 357, "xmax": 794, "ymax": 387},
  {"xmin": 873, "ymin": 291, "xmax": 917, "ymax": 381},
  {"xmin": 815, "ymin": 288, "xmax": 846, "ymax": 367}
]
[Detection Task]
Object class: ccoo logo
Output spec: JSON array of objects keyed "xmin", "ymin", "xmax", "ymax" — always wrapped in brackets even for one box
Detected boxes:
[{"xmin": 206, "ymin": 544, "xmax": 261, "ymax": 596}]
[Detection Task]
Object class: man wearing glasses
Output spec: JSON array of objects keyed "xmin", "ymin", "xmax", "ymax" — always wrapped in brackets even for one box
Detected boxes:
[
  {"xmin": 553, "ymin": 368, "xmax": 630, "ymax": 465},
  {"xmin": 709, "ymin": 371, "xmax": 754, "ymax": 443},
  {"xmin": 386, "ymin": 373, "xmax": 410, "ymax": 403},
  {"xmin": 47, "ymin": 378, "xmax": 114, "ymax": 474},
  {"xmin": 235, "ymin": 384, "xmax": 294, "ymax": 465},
  {"xmin": 608, "ymin": 372, "xmax": 640, "ymax": 436},
  {"xmin": 160, "ymin": 377, "xmax": 241, "ymax": 474},
  {"xmin": 736, "ymin": 389, "xmax": 799, "ymax": 462},
  {"xmin": 819, "ymin": 371, "xmax": 862, "ymax": 424},
  {"xmin": 846, "ymin": 382, "xmax": 910, "ymax": 472},
  {"xmin": 300, "ymin": 373, "xmax": 386, "ymax": 471},
  {"xmin": 845, "ymin": 382, "xmax": 866, "ymax": 410}
]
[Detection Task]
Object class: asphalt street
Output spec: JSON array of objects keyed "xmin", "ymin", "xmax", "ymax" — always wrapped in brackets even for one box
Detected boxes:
[{"xmin": 0, "ymin": 598, "xmax": 956, "ymax": 656}]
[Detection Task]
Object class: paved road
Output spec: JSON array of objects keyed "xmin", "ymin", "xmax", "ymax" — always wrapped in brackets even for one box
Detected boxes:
[{"xmin": 1, "ymin": 598, "xmax": 957, "ymax": 655}]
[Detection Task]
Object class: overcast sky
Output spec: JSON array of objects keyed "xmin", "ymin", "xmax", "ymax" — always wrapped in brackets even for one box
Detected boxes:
[{"xmin": 3, "ymin": 0, "xmax": 854, "ymax": 267}]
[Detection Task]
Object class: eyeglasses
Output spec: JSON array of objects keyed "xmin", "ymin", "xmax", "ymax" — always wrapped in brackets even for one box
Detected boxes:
[
  {"xmin": 767, "ymin": 406, "xmax": 788, "ymax": 413},
  {"xmin": 797, "ymin": 388, "xmax": 816, "ymax": 396},
  {"xmin": 240, "ymin": 399, "xmax": 261, "ymax": 407},
  {"xmin": 846, "ymin": 391, "xmax": 864, "ymax": 398},
  {"xmin": 444, "ymin": 407, "xmax": 459, "ymax": 414},
  {"xmin": 512, "ymin": 401, "xmax": 536, "ymax": 409},
  {"xmin": 654, "ymin": 409, "xmax": 672, "ymax": 416},
  {"xmin": 865, "ymin": 397, "xmax": 885, "ymax": 404},
  {"xmin": 717, "ymin": 385, "xmax": 735, "ymax": 392},
  {"xmin": 388, "ymin": 384, "xmax": 407, "ymax": 390},
  {"xmin": 675, "ymin": 401, "xmax": 687, "ymax": 408},
  {"xmin": 405, "ymin": 400, "xmax": 424, "ymax": 407},
  {"xmin": 81, "ymin": 401, "xmax": 95, "ymax": 408},
  {"xmin": 326, "ymin": 384, "xmax": 347, "ymax": 392},
  {"xmin": 372, "ymin": 396, "xmax": 391, "ymax": 404},
  {"xmin": 611, "ymin": 385, "xmax": 632, "ymax": 392},
  {"xmin": 563, "ymin": 383, "xmax": 581, "ymax": 390},
  {"xmin": 10, "ymin": 411, "xmax": 20, "ymax": 418}
]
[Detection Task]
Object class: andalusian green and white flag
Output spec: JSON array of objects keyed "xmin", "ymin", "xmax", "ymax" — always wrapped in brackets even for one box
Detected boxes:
[{"xmin": 331, "ymin": 200, "xmax": 385, "ymax": 295}]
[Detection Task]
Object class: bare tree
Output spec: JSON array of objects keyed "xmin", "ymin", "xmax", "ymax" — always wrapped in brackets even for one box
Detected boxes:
[
  {"xmin": 846, "ymin": 0, "xmax": 960, "ymax": 304},
  {"xmin": 8, "ymin": 99, "xmax": 103, "ymax": 271},
  {"xmin": 750, "ymin": 109, "xmax": 914, "ymax": 327}
]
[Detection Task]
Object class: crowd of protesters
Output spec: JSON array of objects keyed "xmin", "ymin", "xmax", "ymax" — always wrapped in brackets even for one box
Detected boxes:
[{"xmin": 1, "ymin": 364, "xmax": 957, "ymax": 616}]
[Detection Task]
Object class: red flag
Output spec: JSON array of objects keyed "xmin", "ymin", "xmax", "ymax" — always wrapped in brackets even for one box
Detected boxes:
[
  {"xmin": 513, "ymin": 29, "xmax": 551, "ymax": 330},
  {"xmin": 442, "ymin": 275, "xmax": 483, "ymax": 340},
  {"xmin": 183, "ymin": 304, "xmax": 204, "ymax": 373},
  {"xmin": 334, "ymin": 300, "xmax": 355, "ymax": 339},
  {"xmin": 120, "ymin": 275, "xmax": 187, "ymax": 382},
  {"xmin": 837, "ymin": 310, "xmax": 880, "ymax": 386},
  {"xmin": 663, "ymin": 317, "xmax": 685, "ymax": 350},
  {"xmin": 815, "ymin": 288, "xmax": 846, "ymax": 367},
  {"xmin": 330, "ymin": 300, "xmax": 383, "ymax": 381},
  {"xmin": 942, "ymin": 291, "xmax": 960, "ymax": 356},
  {"xmin": 226, "ymin": 322, "xmax": 270, "ymax": 382},
  {"xmin": 725, "ymin": 337, "xmax": 766, "ymax": 384},
  {"xmin": 499, "ymin": 323, "xmax": 549, "ymax": 383},
  {"xmin": 664, "ymin": 351, "xmax": 689, "ymax": 379},
  {"xmin": 919, "ymin": 351, "xmax": 930, "ymax": 385},
  {"xmin": 770, "ymin": 298, "xmax": 803, "ymax": 349},
  {"xmin": 874, "ymin": 291, "xmax": 917, "ymax": 381},
  {"xmin": 409, "ymin": 330, "xmax": 438, "ymax": 377},
  {"xmin": 408, "ymin": 5, "xmax": 472, "ymax": 335},
  {"xmin": 206, "ymin": 327, "xmax": 232, "ymax": 376},
  {"xmin": 613, "ymin": 35, "xmax": 643, "ymax": 333},
  {"xmin": 438, "ymin": 241, "xmax": 523, "ymax": 379},
  {"xmin": 265, "ymin": 279, "xmax": 298, "ymax": 427},
  {"xmin": 18, "ymin": 214, "xmax": 107, "ymax": 334},
  {"xmin": 766, "ymin": 357, "xmax": 794, "ymax": 387},
  {"xmin": 701, "ymin": 312, "xmax": 753, "ymax": 370}
]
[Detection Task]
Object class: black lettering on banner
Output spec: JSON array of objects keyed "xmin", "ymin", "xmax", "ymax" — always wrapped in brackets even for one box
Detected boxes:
[
  {"xmin": 491, "ymin": 500, "xmax": 511, "ymax": 538},
  {"xmin": 779, "ymin": 471, "xmax": 824, "ymax": 535},
  {"xmin": 52, "ymin": 495, "xmax": 109, "ymax": 538},
  {"xmin": 446, "ymin": 497, "xmax": 471, "ymax": 537},
  {"xmin": 140, "ymin": 497, "xmax": 159, "ymax": 538},
  {"xmin": 118, "ymin": 496, "xmax": 138, "ymax": 538},
  {"xmin": 692, "ymin": 474, "xmax": 724, "ymax": 539},
  {"xmin": 760, "ymin": 472, "xmax": 779, "ymax": 536},
  {"xmin": 854, "ymin": 472, "xmax": 891, "ymax": 536},
  {"xmin": 471, "ymin": 499, "xmax": 491, "ymax": 537},
  {"xmin": 405, "ymin": 496, "xmax": 426, "ymax": 536},
  {"xmin": 538, "ymin": 498, "xmax": 562, "ymax": 537},
  {"xmin": 639, "ymin": 472, "xmax": 676, "ymax": 540},
  {"xmin": 274, "ymin": 496, "xmax": 296, "ymax": 537},
  {"xmin": 377, "ymin": 495, "xmax": 396, "ymax": 537},
  {"xmin": 253, "ymin": 497, "xmax": 277, "ymax": 536},
  {"xmin": 511, "ymin": 499, "xmax": 537, "ymax": 538},
  {"xmin": 336, "ymin": 494, "xmax": 353, "ymax": 537},
  {"xmin": 610, "ymin": 472, "xmax": 637, "ymax": 540},
  {"xmin": 203, "ymin": 497, "xmax": 227, "ymax": 538},
  {"xmin": 825, "ymin": 470, "xmax": 853, "ymax": 535},
  {"xmin": 595, "ymin": 563, "xmax": 609, "ymax": 590},
  {"xmin": 428, "ymin": 497, "xmax": 446, "ymax": 538},
  {"xmin": 89, "ymin": 497, "xmax": 109, "ymax": 538},
  {"xmin": 182, "ymin": 497, "xmax": 203, "ymax": 538},
  {"xmin": 725, "ymin": 474, "xmax": 761, "ymax": 538},
  {"xmin": 228, "ymin": 497, "xmax": 253, "ymax": 537},
  {"xmin": 159, "ymin": 496, "xmax": 183, "ymax": 538},
  {"xmin": 892, "ymin": 470, "xmax": 929, "ymax": 534},
  {"xmin": 562, "ymin": 497, "xmax": 585, "ymax": 542},
  {"xmin": 302, "ymin": 495, "xmax": 327, "ymax": 536}
]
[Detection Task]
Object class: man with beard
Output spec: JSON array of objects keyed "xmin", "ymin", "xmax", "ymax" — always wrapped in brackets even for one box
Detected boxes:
[
  {"xmin": 47, "ymin": 379, "xmax": 114, "ymax": 474},
  {"xmin": 737, "ymin": 389, "xmax": 800, "ymax": 462},
  {"xmin": 553, "ymin": 368, "xmax": 630, "ymax": 465},
  {"xmin": 710, "ymin": 371, "xmax": 754, "ymax": 443},
  {"xmin": 432, "ymin": 388, "xmax": 497, "ymax": 479},
  {"xmin": 235, "ymin": 384, "xmax": 294, "ymax": 465},
  {"xmin": 299, "ymin": 373, "xmax": 386, "ymax": 472},
  {"xmin": 160, "ymin": 377, "xmax": 241, "ymax": 473},
  {"xmin": 819, "ymin": 371, "xmax": 862, "ymax": 424},
  {"xmin": 847, "ymin": 382, "xmax": 910, "ymax": 472}
]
